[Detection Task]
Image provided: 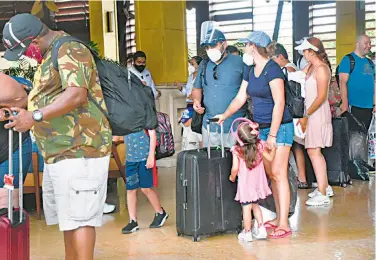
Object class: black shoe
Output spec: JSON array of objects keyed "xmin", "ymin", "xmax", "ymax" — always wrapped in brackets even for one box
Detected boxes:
[
  {"xmin": 149, "ymin": 208, "xmax": 169, "ymax": 228},
  {"xmin": 122, "ymin": 220, "xmax": 139, "ymax": 234}
]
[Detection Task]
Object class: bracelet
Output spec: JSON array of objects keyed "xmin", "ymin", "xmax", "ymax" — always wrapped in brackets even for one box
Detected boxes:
[{"xmin": 269, "ymin": 134, "xmax": 277, "ymax": 138}]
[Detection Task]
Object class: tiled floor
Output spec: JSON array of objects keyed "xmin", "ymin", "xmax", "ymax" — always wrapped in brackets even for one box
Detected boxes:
[{"xmin": 29, "ymin": 168, "xmax": 375, "ymax": 260}]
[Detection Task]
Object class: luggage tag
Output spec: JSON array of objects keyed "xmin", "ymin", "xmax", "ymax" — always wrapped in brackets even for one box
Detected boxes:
[{"xmin": 3, "ymin": 174, "xmax": 14, "ymax": 191}]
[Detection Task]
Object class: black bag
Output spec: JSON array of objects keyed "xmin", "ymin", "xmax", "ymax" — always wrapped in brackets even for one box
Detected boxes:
[
  {"xmin": 245, "ymin": 97, "xmax": 254, "ymax": 120},
  {"xmin": 51, "ymin": 36, "xmax": 158, "ymax": 136},
  {"xmin": 191, "ymin": 109, "xmax": 204, "ymax": 134},
  {"xmin": 305, "ymin": 117, "xmax": 352, "ymax": 187},
  {"xmin": 176, "ymin": 120, "xmax": 242, "ymax": 242},
  {"xmin": 258, "ymin": 163, "xmax": 297, "ymax": 217},
  {"xmin": 282, "ymin": 67, "xmax": 305, "ymax": 118},
  {"xmin": 191, "ymin": 59, "xmax": 209, "ymax": 135}
]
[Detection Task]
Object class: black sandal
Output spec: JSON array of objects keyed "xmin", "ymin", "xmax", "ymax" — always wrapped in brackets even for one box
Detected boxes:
[{"xmin": 297, "ymin": 180, "xmax": 309, "ymax": 189}]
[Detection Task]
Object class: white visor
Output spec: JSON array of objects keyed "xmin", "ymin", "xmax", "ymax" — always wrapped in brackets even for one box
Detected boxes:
[
  {"xmin": 295, "ymin": 37, "xmax": 309, "ymax": 45},
  {"xmin": 294, "ymin": 39, "xmax": 318, "ymax": 52}
]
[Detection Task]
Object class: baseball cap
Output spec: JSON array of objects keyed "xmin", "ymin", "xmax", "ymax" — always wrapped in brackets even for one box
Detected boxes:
[
  {"xmin": 2, "ymin": 13, "xmax": 43, "ymax": 61},
  {"xmin": 238, "ymin": 31, "xmax": 272, "ymax": 48},
  {"xmin": 294, "ymin": 38, "xmax": 318, "ymax": 52},
  {"xmin": 200, "ymin": 29, "xmax": 226, "ymax": 47}
]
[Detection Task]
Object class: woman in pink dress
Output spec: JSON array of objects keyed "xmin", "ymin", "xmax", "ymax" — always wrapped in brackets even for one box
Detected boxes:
[
  {"xmin": 229, "ymin": 118, "xmax": 275, "ymax": 242},
  {"xmin": 295, "ymin": 37, "xmax": 333, "ymax": 207}
]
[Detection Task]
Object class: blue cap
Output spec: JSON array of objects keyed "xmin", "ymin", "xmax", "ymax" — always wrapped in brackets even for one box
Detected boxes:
[
  {"xmin": 238, "ymin": 31, "xmax": 272, "ymax": 48},
  {"xmin": 200, "ymin": 29, "xmax": 226, "ymax": 47}
]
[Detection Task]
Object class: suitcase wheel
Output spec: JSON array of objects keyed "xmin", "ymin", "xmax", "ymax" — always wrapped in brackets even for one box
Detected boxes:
[{"xmin": 192, "ymin": 236, "xmax": 200, "ymax": 242}]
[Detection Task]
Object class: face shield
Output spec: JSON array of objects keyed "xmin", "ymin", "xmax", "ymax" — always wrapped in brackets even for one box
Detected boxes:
[{"xmin": 200, "ymin": 21, "xmax": 221, "ymax": 47}]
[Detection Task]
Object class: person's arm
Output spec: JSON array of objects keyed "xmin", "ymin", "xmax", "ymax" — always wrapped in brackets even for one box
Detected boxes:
[
  {"xmin": 338, "ymin": 56, "xmax": 351, "ymax": 113},
  {"xmin": 230, "ymin": 151, "xmax": 239, "ymax": 182},
  {"xmin": 221, "ymin": 80, "xmax": 248, "ymax": 119},
  {"xmin": 146, "ymin": 129, "xmax": 157, "ymax": 169},
  {"xmin": 268, "ymin": 78, "xmax": 285, "ymax": 137},
  {"xmin": 262, "ymin": 146, "xmax": 276, "ymax": 162}
]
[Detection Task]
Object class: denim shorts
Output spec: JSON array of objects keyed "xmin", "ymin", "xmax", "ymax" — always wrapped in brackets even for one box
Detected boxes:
[
  {"xmin": 125, "ymin": 160, "xmax": 153, "ymax": 190},
  {"xmin": 0, "ymin": 137, "xmax": 32, "ymax": 188},
  {"xmin": 259, "ymin": 121, "xmax": 294, "ymax": 147}
]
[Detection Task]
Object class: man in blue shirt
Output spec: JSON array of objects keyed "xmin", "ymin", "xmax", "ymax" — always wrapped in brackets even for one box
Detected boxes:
[
  {"xmin": 338, "ymin": 34, "xmax": 375, "ymax": 129},
  {"xmin": 192, "ymin": 23, "xmax": 246, "ymax": 147}
]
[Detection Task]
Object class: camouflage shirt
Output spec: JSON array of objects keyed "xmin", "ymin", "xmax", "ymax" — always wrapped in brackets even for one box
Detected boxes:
[{"xmin": 28, "ymin": 33, "xmax": 112, "ymax": 164}]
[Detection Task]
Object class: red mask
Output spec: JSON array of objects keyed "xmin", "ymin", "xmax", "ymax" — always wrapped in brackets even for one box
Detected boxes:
[{"xmin": 24, "ymin": 43, "xmax": 43, "ymax": 64}]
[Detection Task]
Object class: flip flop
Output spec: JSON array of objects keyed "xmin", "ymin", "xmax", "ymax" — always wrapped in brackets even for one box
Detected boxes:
[
  {"xmin": 264, "ymin": 221, "xmax": 278, "ymax": 230},
  {"xmin": 268, "ymin": 229, "xmax": 292, "ymax": 239}
]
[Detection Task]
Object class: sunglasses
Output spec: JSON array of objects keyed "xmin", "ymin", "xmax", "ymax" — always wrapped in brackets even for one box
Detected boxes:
[{"xmin": 213, "ymin": 65, "xmax": 218, "ymax": 80}]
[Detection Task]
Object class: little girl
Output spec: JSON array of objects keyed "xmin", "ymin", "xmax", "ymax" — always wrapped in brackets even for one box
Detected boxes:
[{"xmin": 230, "ymin": 118, "xmax": 276, "ymax": 242}]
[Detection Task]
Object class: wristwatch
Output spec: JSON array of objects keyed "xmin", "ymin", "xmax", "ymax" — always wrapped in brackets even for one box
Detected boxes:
[
  {"xmin": 32, "ymin": 110, "xmax": 43, "ymax": 122},
  {"xmin": 304, "ymin": 113, "xmax": 310, "ymax": 119}
]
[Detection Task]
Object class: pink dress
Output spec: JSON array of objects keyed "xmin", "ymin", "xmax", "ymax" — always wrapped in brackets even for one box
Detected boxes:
[
  {"xmin": 231, "ymin": 144, "xmax": 272, "ymax": 203},
  {"xmin": 304, "ymin": 65, "xmax": 333, "ymax": 148}
]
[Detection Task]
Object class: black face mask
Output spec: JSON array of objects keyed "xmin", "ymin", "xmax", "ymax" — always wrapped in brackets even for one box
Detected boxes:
[{"xmin": 135, "ymin": 64, "xmax": 145, "ymax": 73}]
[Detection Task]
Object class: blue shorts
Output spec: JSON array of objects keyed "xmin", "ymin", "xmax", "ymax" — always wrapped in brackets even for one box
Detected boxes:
[
  {"xmin": 0, "ymin": 137, "xmax": 32, "ymax": 188},
  {"xmin": 259, "ymin": 121, "xmax": 294, "ymax": 147},
  {"xmin": 125, "ymin": 160, "xmax": 153, "ymax": 190}
]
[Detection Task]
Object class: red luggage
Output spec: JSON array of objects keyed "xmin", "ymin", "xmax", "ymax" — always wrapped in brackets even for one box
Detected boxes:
[{"xmin": 0, "ymin": 129, "xmax": 30, "ymax": 260}]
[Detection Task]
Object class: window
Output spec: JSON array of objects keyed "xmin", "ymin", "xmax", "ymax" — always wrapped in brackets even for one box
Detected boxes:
[
  {"xmin": 208, "ymin": 0, "xmax": 293, "ymax": 57},
  {"xmin": 209, "ymin": 0, "xmax": 253, "ymax": 44},
  {"xmin": 186, "ymin": 8, "xmax": 197, "ymax": 57},
  {"xmin": 253, "ymin": 0, "xmax": 293, "ymax": 60},
  {"xmin": 309, "ymin": 1, "xmax": 336, "ymax": 69},
  {"xmin": 125, "ymin": 0, "xmax": 136, "ymax": 58},
  {"xmin": 365, "ymin": 0, "xmax": 376, "ymax": 52}
]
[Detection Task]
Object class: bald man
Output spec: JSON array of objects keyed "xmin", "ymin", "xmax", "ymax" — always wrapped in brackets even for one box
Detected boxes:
[
  {"xmin": 0, "ymin": 72, "xmax": 32, "ymax": 209},
  {"xmin": 338, "ymin": 34, "xmax": 375, "ymax": 129}
]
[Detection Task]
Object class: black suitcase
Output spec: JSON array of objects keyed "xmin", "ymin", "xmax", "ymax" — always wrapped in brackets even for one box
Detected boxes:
[
  {"xmin": 176, "ymin": 120, "xmax": 242, "ymax": 242},
  {"xmin": 305, "ymin": 117, "xmax": 352, "ymax": 187}
]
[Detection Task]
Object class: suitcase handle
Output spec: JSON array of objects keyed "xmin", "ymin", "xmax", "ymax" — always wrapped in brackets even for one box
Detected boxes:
[
  {"xmin": 7, "ymin": 126, "xmax": 24, "ymax": 224},
  {"xmin": 206, "ymin": 119, "xmax": 225, "ymax": 159}
]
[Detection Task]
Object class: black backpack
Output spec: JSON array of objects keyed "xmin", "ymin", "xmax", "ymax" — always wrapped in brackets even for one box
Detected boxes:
[
  {"xmin": 335, "ymin": 53, "xmax": 375, "ymax": 86},
  {"xmin": 281, "ymin": 67, "xmax": 305, "ymax": 118},
  {"xmin": 51, "ymin": 36, "xmax": 158, "ymax": 136}
]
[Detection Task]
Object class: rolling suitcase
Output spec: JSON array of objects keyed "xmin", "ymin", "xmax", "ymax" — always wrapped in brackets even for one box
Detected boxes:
[
  {"xmin": 0, "ymin": 128, "xmax": 30, "ymax": 260},
  {"xmin": 176, "ymin": 119, "xmax": 242, "ymax": 242},
  {"xmin": 304, "ymin": 117, "xmax": 352, "ymax": 187}
]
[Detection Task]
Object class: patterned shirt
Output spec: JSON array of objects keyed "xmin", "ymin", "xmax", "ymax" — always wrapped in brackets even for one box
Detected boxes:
[
  {"xmin": 125, "ymin": 131, "xmax": 150, "ymax": 162},
  {"xmin": 28, "ymin": 33, "xmax": 112, "ymax": 164}
]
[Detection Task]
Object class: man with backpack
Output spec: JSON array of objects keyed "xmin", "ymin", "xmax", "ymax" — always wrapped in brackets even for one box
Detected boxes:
[
  {"xmin": 2, "ymin": 13, "xmax": 111, "ymax": 260},
  {"xmin": 338, "ymin": 34, "xmax": 375, "ymax": 129}
]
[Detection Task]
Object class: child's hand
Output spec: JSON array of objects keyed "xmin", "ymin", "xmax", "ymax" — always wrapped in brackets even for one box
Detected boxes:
[
  {"xmin": 146, "ymin": 155, "xmax": 155, "ymax": 169},
  {"xmin": 229, "ymin": 174, "xmax": 236, "ymax": 182}
]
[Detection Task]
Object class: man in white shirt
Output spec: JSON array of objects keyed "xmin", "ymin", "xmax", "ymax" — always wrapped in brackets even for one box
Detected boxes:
[{"xmin": 129, "ymin": 51, "xmax": 159, "ymax": 99}]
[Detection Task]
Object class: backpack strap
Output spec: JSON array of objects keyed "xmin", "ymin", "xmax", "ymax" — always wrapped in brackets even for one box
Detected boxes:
[
  {"xmin": 200, "ymin": 58, "xmax": 209, "ymax": 86},
  {"xmin": 346, "ymin": 53, "xmax": 356, "ymax": 75}
]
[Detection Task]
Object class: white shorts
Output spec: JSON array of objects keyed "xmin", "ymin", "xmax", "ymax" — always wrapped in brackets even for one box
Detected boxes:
[
  {"xmin": 201, "ymin": 127, "xmax": 236, "ymax": 148},
  {"xmin": 42, "ymin": 156, "xmax": 110, "ymax": 231}
]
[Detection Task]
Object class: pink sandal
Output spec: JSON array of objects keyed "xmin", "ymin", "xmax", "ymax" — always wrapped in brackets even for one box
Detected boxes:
[
  {"xmin": 264, "ymin": 221, "xmax": 278, "ymax": 231},
  {"xmin": 268, "ymin": 229, "xmax": 292, "ymax": 239}
]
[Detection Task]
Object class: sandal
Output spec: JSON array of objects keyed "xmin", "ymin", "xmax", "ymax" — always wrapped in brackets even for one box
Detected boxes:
[
  {"xmin": 264, "ymin": 220, "xmax": 278, "ymax": 231},
  {"xmin": 297, "ymin": 180, "xmax": 309, "ymax": 189},
  {"xmin": 268, "ymin": 229, "xmax": 292, "ymax": 239}
]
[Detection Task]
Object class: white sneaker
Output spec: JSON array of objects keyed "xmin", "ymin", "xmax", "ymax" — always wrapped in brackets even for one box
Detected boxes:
[
  {"xmin": 308, "ymin": 186, "xmax": 334, "ymax": 198},
  {"xmin": 252, "ymin": 225, "xmax": 267, "ymax": 240},
  {"xmin": 306, "ymin": 192, "xmax": 331, "ymax": 206},
  {"xmin": 238, "ymin": 229, "xmax": 253, "ymax": 242},
  {"xmin": 103, "ymin": 203, "xmax": 116, "ymax": 214}
]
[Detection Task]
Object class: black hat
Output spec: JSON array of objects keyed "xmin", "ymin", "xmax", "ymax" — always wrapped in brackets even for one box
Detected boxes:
[{"xmin": 2, "ymin": 13, "xmax": 43, "ymax": 61}]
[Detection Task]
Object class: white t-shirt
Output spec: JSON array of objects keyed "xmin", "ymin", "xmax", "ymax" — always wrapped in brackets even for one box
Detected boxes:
[{"xmin": 129, "ymin": 66, "xmax": 158, "ymax": 99}]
